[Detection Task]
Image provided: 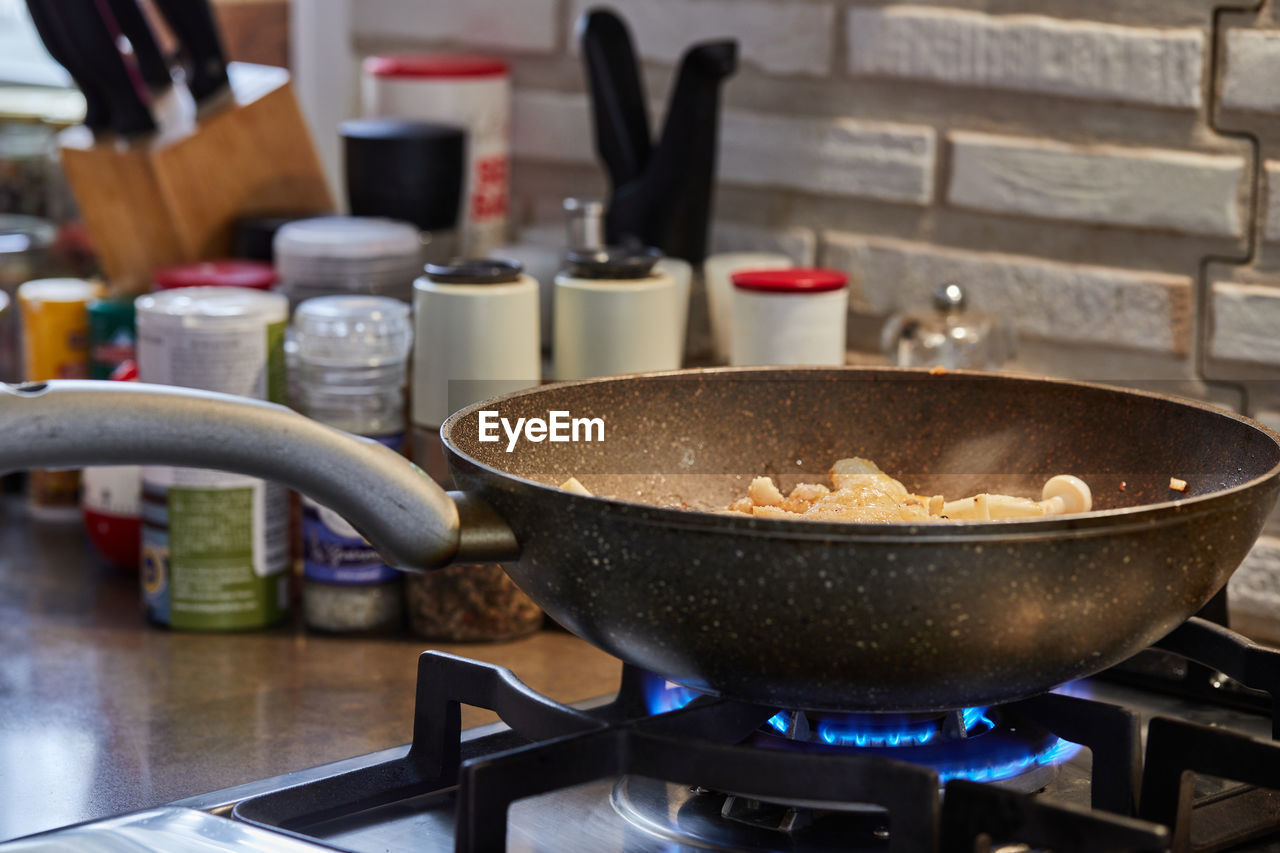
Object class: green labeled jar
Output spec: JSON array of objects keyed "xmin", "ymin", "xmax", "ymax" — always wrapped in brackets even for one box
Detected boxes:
[{"xmin": 136, "ymin": 286, "xmax": 290, "ymax": 630}]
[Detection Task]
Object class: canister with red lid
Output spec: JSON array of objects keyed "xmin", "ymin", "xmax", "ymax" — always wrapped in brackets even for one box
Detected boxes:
[
  {"xmin": 730, "ymin": 268, "xmax": 849, "ymax": 366},
  {"xmin": 362, "ymin": 54, "xmax": 509, "ymax": 256},
  {"xmin": 152, "ymin": 259, "xmax": 278, "ymax": 292}
]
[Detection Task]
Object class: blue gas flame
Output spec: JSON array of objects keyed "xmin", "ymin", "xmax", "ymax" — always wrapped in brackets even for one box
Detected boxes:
[
  {"xmin": 639, "ymin": 672, "xmax": 1081, "ymax": 783},
  {"xmin": 643, "ymin": 677, "xmax": 704, "ymax": 714},
  {"xmin": 814, "ymin": 705, "xmax": 995, "ymax": 748},
  {"xmin": 935, "ymin": 737, "xmax": 1082, "ymax": 784}
]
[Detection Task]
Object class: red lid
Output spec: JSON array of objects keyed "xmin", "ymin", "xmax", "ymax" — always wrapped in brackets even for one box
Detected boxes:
[
  {"xmin": 152, "ymin": 260, "xmax": 278, "ymax": 291},
  {"xmin": 364, "ymin": 54, "xmax": 508, "ymax": 79},
  {"xmin": 731, "ymin": 267, "xmax": 847, "ymax": 294}
]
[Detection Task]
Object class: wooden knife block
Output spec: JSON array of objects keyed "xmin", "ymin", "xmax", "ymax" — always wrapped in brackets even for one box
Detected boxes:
[{"xmin": 59, "ymin": 64, "xmax": 333, "ymax": 293}]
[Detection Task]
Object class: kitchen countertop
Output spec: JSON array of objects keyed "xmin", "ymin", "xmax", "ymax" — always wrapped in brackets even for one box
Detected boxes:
[{"xmin": 0, "ymin": 497, "xmax": 622, "ymax": 843}]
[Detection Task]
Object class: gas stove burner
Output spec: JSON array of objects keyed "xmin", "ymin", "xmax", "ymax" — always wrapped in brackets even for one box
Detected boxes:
[
  {"xmin": 612, "ymin": 776, "xmax": 898, "ymax": 852},
  {"xmin": 642, "ymin": 676, "xmax": 1082, "ymax": 792},
  {"xmin": 755, "ymin": 708, "xmax": 1080, "ymax": 791},
  {"xmin": 763, "ymin": 706, "xmax": 995, "ymax": 748}
]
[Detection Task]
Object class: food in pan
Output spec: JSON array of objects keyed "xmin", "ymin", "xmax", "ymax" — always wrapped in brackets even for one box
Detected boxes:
[
  {"xmin": 561, "ymin": 457, "xmax": 1092, "ymax": 522},
  {"xmin": 725, "ymin": 457, "xmax": 1091, "ymax": 521}
]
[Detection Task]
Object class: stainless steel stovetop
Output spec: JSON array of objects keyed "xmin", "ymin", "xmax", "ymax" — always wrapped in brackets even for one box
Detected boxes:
[
  {"xmin": 6, "ymin": 666, "xmax": 1278, "ymax": 852},
  {"xmin": 8, "ymin": 613, "xmax": 1280, "ymax": 852}
]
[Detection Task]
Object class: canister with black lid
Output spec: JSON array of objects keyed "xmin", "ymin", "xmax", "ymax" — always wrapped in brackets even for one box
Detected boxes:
[
  {"xmin": 553, "ymin": 246, "xmax": 682, "ymax": 380},
  {"xmin": 411, "ymin": 258, "xmax": 540, "ymax": 478},
  {"xmin": 408, "ymin": 258, "xmax": 542, "ymax": 641}
]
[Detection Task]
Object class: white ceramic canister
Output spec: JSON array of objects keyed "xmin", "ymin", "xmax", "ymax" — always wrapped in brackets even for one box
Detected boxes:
[
  {"xmin": 412, "ymin": 259, "xmax": 540, "ymax": 479},
  {"xmin": 554, "ymin": 247, "xmax": 682, "ymax": 381},
  {"xmin": 135, "ymin": 286, "xmax": 291, "ymax": 630},
  {"xmin": 703, "ymin": 251, "xmax": 792, "ymax": 363},
  {"xmin": 363, "ymin": 55, "xmax": 510, "ymax": 256},
  {"xmin": 730, "ymin": 268, "xmax": 849, "ymax": 366}
]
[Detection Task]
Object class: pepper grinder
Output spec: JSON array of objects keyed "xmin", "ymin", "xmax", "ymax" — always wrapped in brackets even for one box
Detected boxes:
[
  {"xmin": 553, "ymin": 246, "xmax": 682, "ymax": 380},
  {"xmin": 411, "ymin": 259, "xmax": 540, "ymax": 483}
]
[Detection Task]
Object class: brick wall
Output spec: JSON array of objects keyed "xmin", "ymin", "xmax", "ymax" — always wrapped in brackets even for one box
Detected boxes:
[{"xmin": 351, "ymin": 1, "xmax": 1280, "ymax": 400}]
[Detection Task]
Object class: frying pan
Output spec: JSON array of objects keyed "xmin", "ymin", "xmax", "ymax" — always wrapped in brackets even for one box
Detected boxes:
[{"xmin": 2, "ymin": 368, "xmax": 1278, "ymax": 714}]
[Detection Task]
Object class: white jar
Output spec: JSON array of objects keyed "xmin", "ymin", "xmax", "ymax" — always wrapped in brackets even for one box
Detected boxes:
[
  {"xmin": 412, "ymin": 259, "xmax": 540, "ymax": 432},
  {"xmin": 553, "ymin": 248, "xmax": 682, "ymax": 381},
  {"xmin": 703, "ymin": 251, "xmax": 792, "ymax": 363},
  {"xmin": 363, "ymin": 55, "xmax": 510, "ymax": 256},
  {"xmin": 730, "ymin": 268, "xmax": 849, "ymax": 367}
]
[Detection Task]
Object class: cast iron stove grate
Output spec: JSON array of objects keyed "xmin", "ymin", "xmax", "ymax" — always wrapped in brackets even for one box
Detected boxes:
[{"xmin": 231, "ymin": 616, "xmax": 1280, "ymax": 852}]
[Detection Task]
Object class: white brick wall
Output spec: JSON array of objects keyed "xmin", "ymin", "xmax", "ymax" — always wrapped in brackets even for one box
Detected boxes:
[
  {"xmin": 720, "ymin": 112, "xmax": 935, "ymax": 205},
  {"xmin": 513, "ymin": 91, "xmax": 936, "ymax": 205},
  {"xmin": 353, "ymin": 0, "xmax": 559, "ymax": 52},
  {"xmin": 847, "ymin": 7, "xmax": 1204, "ymax": 109},
  {"xmin": 1227, "ymin": 535, "xmax": 1280, "ymax": 629},
  {"xmin": 947, "ymin": 132, "xmax": 1246, "ymax": 237},
  {"xmin": 1221, "ymin": 30, "xmax": 1280, "ymax": 113},
  {"xmin": 826, "ymin": 234, "xmax": 1192, "ymax": 354},
  {"xmin": 709, "ymin": 222, "xmax": 817, "ymax": 265},
  {"xmin": 1210, "ymin": 281, "xmax": 1280, "ymax": 365},
  {"xmin": 567, "ymin": 0, "xmax": 835, "ymax": 76},
  {"xmin": 512, "ymin": 91, "xmax": 595, "ymax": 163}
]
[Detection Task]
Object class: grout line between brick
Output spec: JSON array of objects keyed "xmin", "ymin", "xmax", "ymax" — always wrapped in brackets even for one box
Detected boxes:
[{"xmin": 1198, "ymin": 0, "xmax": 1267, "ymax": 412}]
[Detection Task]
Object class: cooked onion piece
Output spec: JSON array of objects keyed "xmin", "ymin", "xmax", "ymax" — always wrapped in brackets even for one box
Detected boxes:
[{"xmin": 728, "ymin": 457, "xmax": 1092, "ymax": 522}]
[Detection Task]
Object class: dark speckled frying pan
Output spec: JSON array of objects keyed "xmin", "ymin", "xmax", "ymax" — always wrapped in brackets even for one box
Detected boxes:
[{"xmin": 2, "ymin": 368, "xmax": 1278, "ymax": 713}]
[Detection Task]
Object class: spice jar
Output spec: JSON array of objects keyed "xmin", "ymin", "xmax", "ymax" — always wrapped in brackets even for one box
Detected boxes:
[
  {"xmin": 410, "ymin": 258, "xmax": 540, "ymax": 482},
  {"xmin": 407, "ymin": 258, "xmax": 543, "ymax": 642},
  {"xmin": 83, "ymin": 295, "xmax": 141, "ymax": 570},
  {"xmin": 362, "ymin": 54, "xmax": 510, "ymax": 256},
  {"xmin": 730, "ymin": 268, "xmax": 848, "ymax": 366},
  {"xmin": 136, "ymin": 287, "xmax": 290, "ymax": 630},
  {"xmin": 292, "ymin": 295, "xmax": 412, "ymax": 634},
  {"xmin": 274, "ymin": 216, "xmax": 423, "ymax": 307},
  {"xmin": 17, "ymin": 277, "xmax": 104, "ymax": 520},
  {"xmin": 885, "ymin": 283, "xmax": 1016, "ymax": 371}
]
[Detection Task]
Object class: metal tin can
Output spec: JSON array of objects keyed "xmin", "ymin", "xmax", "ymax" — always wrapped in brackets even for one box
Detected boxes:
[
  {"xmin": 136, "ymin": 287, "xmax": 290, "ymax": 630},
  {"xmin": 17, "ymin": 277, "xmax": 104, "ymax": 519}
]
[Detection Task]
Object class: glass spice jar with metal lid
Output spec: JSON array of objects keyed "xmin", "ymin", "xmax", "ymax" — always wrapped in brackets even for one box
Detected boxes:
[
  {"xmin": 884, "ymin": 283, "xmax": 1017, "ymax": 371},
  {"xmin": 292, "ymin": 295, "xmax": 413, "ymax": 634}
]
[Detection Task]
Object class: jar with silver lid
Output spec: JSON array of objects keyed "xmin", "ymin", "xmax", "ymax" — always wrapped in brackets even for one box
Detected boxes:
[
  {"xmin": 292, "ymin": 295, "xmax": 412, "ymax": 634},
  {"xmin": 885, "ymin": 283, "xmax": 1016, "ymax": 370}
]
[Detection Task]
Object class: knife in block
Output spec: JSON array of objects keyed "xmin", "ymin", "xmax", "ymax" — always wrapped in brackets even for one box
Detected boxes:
[{"xmin": 60, "ymin": 63, "xmax": 333, "ymax": 293}]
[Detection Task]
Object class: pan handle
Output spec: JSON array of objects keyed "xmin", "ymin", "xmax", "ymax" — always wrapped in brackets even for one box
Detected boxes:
[{"xmin": 0, "ymin": 381, "xmax": 519, "ymax": 570}]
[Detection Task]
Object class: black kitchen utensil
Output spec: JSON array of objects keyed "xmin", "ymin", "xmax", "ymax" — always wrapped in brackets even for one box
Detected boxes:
[
  {"xmin": 579, "ymin": 8, "xmax": 736, "ymax": 264},
  {"xmin": 150, "ymin": 0, "xmax": 229, "ymax": 106},
  {"xmin": 103, "ymin": 0, "xmax": 172, "ymax": 93},
  {"xmin": 579, "ymin": 9, "xmax": 652, "ymax": 189},
  {"xmin": 45, "ymin": 0, "xmax": 156, "ymax": 137},
  {"xmin": 1, "ymin": 370, "xmax": 1278, "ymax": 715},
  {"xmin": 25, "ymin": 0, "xmax": 112, "ymax": 132}
]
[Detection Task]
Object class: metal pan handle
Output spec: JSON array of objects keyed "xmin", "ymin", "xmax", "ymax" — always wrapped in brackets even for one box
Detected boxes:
[{"xmin": 0, "ymin": 381, "xmax": 518, "ymax": 570}]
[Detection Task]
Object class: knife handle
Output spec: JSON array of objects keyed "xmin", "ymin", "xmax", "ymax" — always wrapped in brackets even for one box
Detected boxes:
[
  {"xmin": 25, "ymin": 0, "xmax": 111, "ymax": 132},
  {"xmin": 578, "ymin": 9, "xmax": 652, "ymax": 191},
  {"xmin": 102, "ymin": 0, "xmax": 173, "ymax": 92},
  {"xmin": 51, "ymin": 0, "xmax": 156, "ymax": 137},
  {"xmin": 150, "ymin": 0, "xmax": 229, "ymax": 105}
]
